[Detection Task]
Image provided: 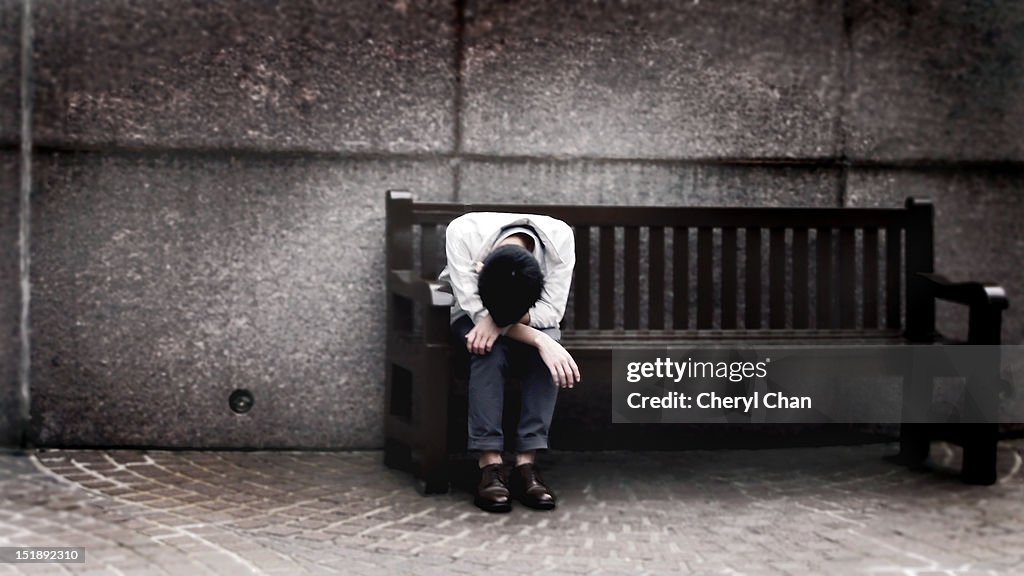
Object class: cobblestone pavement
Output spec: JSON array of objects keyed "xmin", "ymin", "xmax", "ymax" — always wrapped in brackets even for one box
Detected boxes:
[{"xmin": 0, "ymin": 442, "xmax": 1022, "ymax": 575}]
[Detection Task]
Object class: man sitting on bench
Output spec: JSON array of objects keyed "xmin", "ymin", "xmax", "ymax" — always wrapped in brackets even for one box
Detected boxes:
[{"xmin": 440, "ymin": 212, "xmax": 580, "ymax": 513}]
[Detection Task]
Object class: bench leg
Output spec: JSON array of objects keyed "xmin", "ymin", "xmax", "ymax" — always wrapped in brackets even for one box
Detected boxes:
[
  {"xmin": 415, "ymin": 460, "xmax": 450, "ymax": 495},
  {"xmin": 383, "ymin": 437, "xmax": 411, "ymax": 471},
  {"xmin": 384, "ymin": 434, "xmax": 449, "ymax": 494},
  {"xmin": 898, "ymin": 353, "xmax": 934, "ymax": 470},
  {"xmin": 960, "ymin": 347, "xmax": 1000, "ymax": 485},
  {"xmin": 897, "ymin": 423, "xmax": 930, "ymax": 468},
  {"xmin": 413, "ymin": 354, "xmax": 451, "ymax": 495},
  {"xmin": 961, "ymin": 423, "xmax": 998, "ymax": 486}
]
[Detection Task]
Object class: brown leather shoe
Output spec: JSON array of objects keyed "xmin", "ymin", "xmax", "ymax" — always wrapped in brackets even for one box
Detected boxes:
[
  {"xmin": 512, "ymin": 463, "xmax": 556, "ymax": 510},
  {"xmin": 474, "ymin": 463, "xmax": 511, "ymax": 513}
]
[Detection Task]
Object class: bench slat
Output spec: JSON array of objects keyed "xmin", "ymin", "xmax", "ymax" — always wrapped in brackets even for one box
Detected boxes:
[
  {"xmin": 863, "ymin": 227, "xmax": 879, "ymax": 329},
  {"xmin": 673, "ymin": 227, "xmax": 689, "ymax": 330},
  {"xmin": 420, "ymin": 224, "xmax": 439, "ymax": 279},
  {"xmin": 721, "ymin": 227, "xmax": 738, "ymax": 329},
  {"xmin": 770, "ymin": 227, "xmax": 786, "ymax": 329},
  {"xmin": 574, "ymin": 226, "xmax": 591, "ymax": 330},
  {"xmin": 886, "ymin": 225, "xmax": 902, "ymax": 329},
  {"xmin": 387, "ymin": 192, "xmax": 414, "ymax": 271},
  {"xmin": 649, "ymin": 227, "xmax": 665, "ymax": 329},
  {"xmin": 745, "ymin": 227, "xmax": 761, "ymax": 329},
  {"xmin": 817, "ymin": 227, "xmax": 833, "ymax": 328},
  {"xmin": 792, "ymin": 227, "xmax": 809, "ymax": 329},
  {"xmin": 697, "ymin": 228, "xmax": 713, "ymax": 329},
  {"xmin": 600, "ymin": 226, "xmax": 616, "ymax": 330},
  {"xmin": 624, "ymin": 226, "xmax": 640, "ymax": 329},
  {"xmin": 839, "ymin": 227, "xmax": 856, "ymax": 328}
]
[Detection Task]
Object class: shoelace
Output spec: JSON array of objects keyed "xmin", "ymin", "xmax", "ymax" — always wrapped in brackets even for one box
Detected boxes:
[
  {"xmin": 485, "ymin": 464, "xmax": 507, "ymax": 486},
  {"xmin": 520, "ymin": 464, "xmax": 543, "ymax": 486}
]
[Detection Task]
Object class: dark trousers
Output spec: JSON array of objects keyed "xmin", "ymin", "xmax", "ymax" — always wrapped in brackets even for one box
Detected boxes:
[{"xmin": 451, "ymin": 315, "xmax": 560, "ymax": 453}]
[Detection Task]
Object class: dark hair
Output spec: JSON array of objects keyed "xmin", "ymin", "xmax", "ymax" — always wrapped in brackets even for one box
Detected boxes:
[{"xmin": 478, "ymin": 244, "xmax": 545, "ymax": 327}]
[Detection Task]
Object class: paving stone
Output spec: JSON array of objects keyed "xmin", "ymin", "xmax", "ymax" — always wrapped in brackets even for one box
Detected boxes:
[{"xmin": 1, "ymin": 444, "xmax": 1023, "ymax": 574}]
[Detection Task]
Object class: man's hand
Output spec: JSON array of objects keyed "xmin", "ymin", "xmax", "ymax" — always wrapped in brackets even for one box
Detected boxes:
[
  {"xmin": 534, "ymin": 332, "xmax": 581, "ymax": 388},
  {"xmin": 465, "ymin": 314, "xmax": 502, "ymax": 355}
]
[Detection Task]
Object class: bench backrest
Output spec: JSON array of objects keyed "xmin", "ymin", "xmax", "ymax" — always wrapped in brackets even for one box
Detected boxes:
[{"xmin": 386, "ymin": 191, "xmax": 935, "ymax": 338}]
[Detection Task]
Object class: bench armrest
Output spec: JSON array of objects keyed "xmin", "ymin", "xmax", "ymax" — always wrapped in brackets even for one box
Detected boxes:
[
  {"xmin": 389, "ymin": 270, "xmax": 455, "ymax": 307},
  {"xmin": 918, "ymin": 273, "xmax": 1009, "ymax": 311},
  {"xmin": 917, "ymin": 272, "xmax": 1008, "ymax": 344}
]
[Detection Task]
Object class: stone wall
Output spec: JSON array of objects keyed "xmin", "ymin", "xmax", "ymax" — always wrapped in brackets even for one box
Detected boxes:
[
  {"xmin": 2, "ymin": 0, "xmax": 1021, "ymax": 448},
  {"xmin": 1, "ymin": 0, "xmax": 24, "ymax": 447}
]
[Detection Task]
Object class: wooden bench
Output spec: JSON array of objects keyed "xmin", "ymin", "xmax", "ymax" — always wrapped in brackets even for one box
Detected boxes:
[{"xmin": 383, "ymin": 190, "xmax": 1009, "ymax": 493}]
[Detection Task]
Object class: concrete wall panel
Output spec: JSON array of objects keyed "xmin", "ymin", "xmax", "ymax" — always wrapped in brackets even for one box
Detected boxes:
[
  {"xmin": 846, "ymin": 1, "xmax": 1024, "ymax": 161},
  {"xmin": 0, "ymin": 0, "xmax": 21, "ymax": 446},
  {"xmin": 30, "ymin": 153, "xmax": 451, "ymax": 448},
  {"xmin": 16, "ymin": 1, "xmax": 1024, "ymax": 449},
  {"xmin": 459, "ymin": 161, "xmax": 840, "ymax": 207},
  {"xmin": 462, "ymin": 0, "xmax": 843, "ymax": 159},
  {"xmin": 33, "ymin": 0, "xmax": 455, "ymax": 153},
  {"xmin": 0, "ymin": 0, "xmax": 20, "ymax": 145},
  {"xmin": 0, "ymin": 152, "xmax": 20, "ymax": 446}
]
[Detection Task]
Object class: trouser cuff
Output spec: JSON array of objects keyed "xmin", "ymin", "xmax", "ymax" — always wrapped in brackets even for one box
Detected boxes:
[
  {"xmin": 516, "ymin": 438, "xmax": 549, "ymax": 452},
  {"xmin": 468, "ymin": 441, "xmax": 505, "ymax": 452}
]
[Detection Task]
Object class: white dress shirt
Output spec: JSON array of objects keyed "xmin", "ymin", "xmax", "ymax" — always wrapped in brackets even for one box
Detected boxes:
[{"xmin": 439, "ymin": 212, "xmax": 576, "ymax": 331}]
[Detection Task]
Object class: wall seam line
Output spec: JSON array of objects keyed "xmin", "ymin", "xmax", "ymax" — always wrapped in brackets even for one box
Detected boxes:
[
  {"xmin": 452, "ymin": 0, "xmax": 467, "ymax": 202},
  {"xmin": 24, "ymin": 145, "xmax": 1024, "ymax": 173},
  {"xmin": 837, "ymin": 0, "xmax": 854, "ymax": 207}
]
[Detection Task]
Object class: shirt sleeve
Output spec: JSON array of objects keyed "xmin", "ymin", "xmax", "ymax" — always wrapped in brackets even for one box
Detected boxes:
[
  {"xmin": 444, "ymin": 218, "xmax": 490, "ymax": 325},
  {"xmin": 528, "ymin": 220, "xmax": 576, "ymax": 329}
]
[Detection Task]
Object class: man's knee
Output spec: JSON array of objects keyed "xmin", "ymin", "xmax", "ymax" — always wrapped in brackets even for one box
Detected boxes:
[{"xmin": 468, "ymin": 337, "xmax": 512, "ymax": 389}]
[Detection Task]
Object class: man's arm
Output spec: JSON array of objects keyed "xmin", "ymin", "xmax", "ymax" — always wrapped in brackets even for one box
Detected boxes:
[
  {"xmin": 529, "ymin": 221, "xmax": 576, "ymax": 329},
  {"xmin": 444, "ymin": 218, "xmax": 489, "ymax": 325},
  {"xmin": 445, "ymin": 217, "xmax": 503, "ymax": 354},
  {"xmin": 503, "ymin": 323, "xmax": 580, "ymax": 388}
]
